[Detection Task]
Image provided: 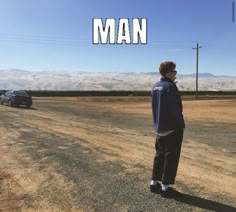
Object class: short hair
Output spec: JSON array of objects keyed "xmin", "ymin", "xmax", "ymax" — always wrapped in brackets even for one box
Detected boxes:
[{"xmin": 159, "ymin": 61, "xmax": 176, "ymax": 76}]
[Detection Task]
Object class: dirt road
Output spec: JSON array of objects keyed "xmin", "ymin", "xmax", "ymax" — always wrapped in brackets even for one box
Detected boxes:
[{"xmin": 0, "ymin": 97, "xmax": 235, "ymax": 211}]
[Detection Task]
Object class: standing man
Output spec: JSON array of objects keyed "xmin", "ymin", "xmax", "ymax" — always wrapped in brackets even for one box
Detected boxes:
[{"xmin": 150, "ymin": 61, "xmax": 185, "ymax": 198}]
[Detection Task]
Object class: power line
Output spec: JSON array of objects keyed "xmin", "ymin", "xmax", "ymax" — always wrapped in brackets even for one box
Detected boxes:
[
  {"xmin": 0, "ymin": 34, "xmax": 235, "ymax": 53},
  {"xmin": 0, "ymin": 33, "xmax": 199, "ymax": 47}
]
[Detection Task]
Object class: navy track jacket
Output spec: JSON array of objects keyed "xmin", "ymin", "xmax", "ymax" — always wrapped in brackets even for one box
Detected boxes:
[{"xmin": 151, "ymin": 77, "xmax": 185, "ymax": 131}]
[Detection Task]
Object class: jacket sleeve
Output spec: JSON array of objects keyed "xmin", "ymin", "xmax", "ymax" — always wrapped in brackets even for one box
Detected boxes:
[
  {"xmin": 166, "ymin": 85, "xmax": 185, "ymax": 129},
  {"xmin": 151, "ymin": 88, "xmax": 158, "ymax": 129}
]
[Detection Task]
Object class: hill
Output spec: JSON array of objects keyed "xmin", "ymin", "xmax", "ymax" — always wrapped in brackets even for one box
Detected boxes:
[{"xmin": 0, "ymin": 69, "xmax": 235, "ymax": 91}]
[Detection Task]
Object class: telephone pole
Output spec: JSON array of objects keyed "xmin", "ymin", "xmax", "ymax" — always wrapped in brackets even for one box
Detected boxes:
[
  {"xmin": 192, "ymin": 42, "xmax": 202, "ymax": 100},
  {"xmin": 233, "ymin": 1, "xmax": 235, "ymax": 22}
]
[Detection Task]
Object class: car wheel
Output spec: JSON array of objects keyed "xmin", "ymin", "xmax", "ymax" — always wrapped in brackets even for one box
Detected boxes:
[
  {"xmin": 26, "ymin": 105, "xmax": 31, "ymax": 108},
  {"xmin": 8, "ymin": 100, "xmax": 12, "ymax": 107},
  {"xmin": 0, "ymin": 100, "xmax": 3, "ymax": 105}
]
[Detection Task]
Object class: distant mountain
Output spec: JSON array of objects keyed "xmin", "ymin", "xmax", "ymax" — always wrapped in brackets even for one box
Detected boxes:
[
  {"xmin": 146, "ymin": 72, "xmax": 225, "ymax": 78},
  {"xmin": 0, "ymin": 69, "xmax": 31, "ymax": 75},
  {"xmin": 178, "ymin": 73, "xmax": 215, "ymax": 78},
  {"xmin": 0, "ymin": 69, "xmax": 235, "ymax": 91}
]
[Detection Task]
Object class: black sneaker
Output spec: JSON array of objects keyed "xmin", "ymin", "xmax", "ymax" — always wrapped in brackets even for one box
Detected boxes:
[
  {"xmin": 160, "ymin": 187, "xmax": 182, "ymax": 198},
  {"xmin": 150, "ymin": 182, "xmax": 161, "ymax": 193}
]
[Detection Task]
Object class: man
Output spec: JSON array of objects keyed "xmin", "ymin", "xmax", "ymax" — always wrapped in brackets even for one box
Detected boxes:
[{"xmin": 150, "ymin": 61, "xmax": 185, "ymax": 198}]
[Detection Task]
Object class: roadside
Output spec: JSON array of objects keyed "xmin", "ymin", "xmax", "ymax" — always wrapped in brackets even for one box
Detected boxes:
[{"xmin": 0, "ymin": 97, "xmax": 235, "ymax": 211}]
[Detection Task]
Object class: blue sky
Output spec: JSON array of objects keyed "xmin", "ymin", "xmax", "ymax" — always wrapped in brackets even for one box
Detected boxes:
[{"xmin": 0, "ymin": 0, "xmax": 235, "ymax": 76}]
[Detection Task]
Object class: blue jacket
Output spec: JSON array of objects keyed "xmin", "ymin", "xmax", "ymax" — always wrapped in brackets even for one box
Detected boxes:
[{"xmin": 151, "ymin": 77, "xmax": 185, "ymax": 131}]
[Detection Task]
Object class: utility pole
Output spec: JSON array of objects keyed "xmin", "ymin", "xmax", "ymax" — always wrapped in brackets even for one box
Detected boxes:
[
  {"xmin": 233, "ymin": 1, "xmax": 235, "ymax": 22},
  {"xmin": 192, "ymin": 42, "xmax": 202, "ymax": 100}
]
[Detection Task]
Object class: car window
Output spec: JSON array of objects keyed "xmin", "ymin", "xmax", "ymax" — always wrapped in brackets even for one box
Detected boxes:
[
  {"xmin": 13, "ymin": 91, "xmax": 29, "ymax": 97},
  {"xmin": 6, "ymin": 91, "xmax": 12, "ymax": 96}
]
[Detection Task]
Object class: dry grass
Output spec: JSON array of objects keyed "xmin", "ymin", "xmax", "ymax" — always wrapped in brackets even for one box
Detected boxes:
[{"xmin": 0, "ymin": 97, "xmax": 235, "ymax": 211}]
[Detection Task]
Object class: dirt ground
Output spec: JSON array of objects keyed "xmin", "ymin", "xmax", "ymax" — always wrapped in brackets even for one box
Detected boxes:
[{"xmin": 0, "ymin": 97, "xmax": 235, "ymax": 211}]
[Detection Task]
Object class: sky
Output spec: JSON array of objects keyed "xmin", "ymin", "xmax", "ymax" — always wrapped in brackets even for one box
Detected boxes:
[{"xmin": 0, "ymin": 0, "xmax": 235, "ymax": 76}]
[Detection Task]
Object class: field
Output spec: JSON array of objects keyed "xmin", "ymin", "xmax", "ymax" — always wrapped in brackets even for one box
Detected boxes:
[{"xmin": 0, "ymin": 97, "xmax": 235, "ymax": 211}]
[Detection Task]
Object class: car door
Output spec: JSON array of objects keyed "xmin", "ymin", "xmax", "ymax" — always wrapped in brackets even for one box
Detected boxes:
[
  {"xmin": 3, "ymin": 91, "xmax": 11, "ymax": 103},
  {"xmin": 1, "ymin": 92, "xmax": 7, "ymax": 103}
]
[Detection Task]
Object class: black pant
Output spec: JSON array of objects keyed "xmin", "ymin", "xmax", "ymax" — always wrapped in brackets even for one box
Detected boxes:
[{"xmin": 152, "ymin": 129, "xmax": 184, "ymax": 185}]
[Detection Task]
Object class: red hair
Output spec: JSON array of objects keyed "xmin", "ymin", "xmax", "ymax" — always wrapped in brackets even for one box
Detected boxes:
[{"xmin": 159, "ymin": 61, "xmax": 176, "ymax": 76}]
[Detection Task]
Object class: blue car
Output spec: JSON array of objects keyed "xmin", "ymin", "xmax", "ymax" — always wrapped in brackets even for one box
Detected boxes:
[{"xmin": 0, "ymin": 90, "xmax": 32, "ymax": 108}]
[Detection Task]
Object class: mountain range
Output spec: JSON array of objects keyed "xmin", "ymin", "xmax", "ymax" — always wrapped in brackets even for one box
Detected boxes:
[{"xmin": 0, "ymin": 69, "xmax": 235, "ymax": 91}]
